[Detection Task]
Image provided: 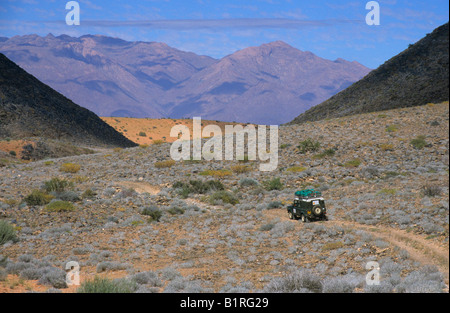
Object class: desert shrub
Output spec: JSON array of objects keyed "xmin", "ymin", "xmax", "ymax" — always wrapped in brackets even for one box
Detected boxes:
[
  {"xmin": 322, "ymin": 275, "xmax": 361, "ymax": 293},
  {"xmin": 377, "ymin": 189, "xmax": 397, "ymax": 196},
  {"xmin": 52, "ymin": 191, "xmax": 80, "ymax": 202},
  {"xmin": 167, "ymin": 206, "xmax": 185, "ymax": 215},
  {"xmin": 239, "ymin": 178, "xmax": 258, "ymax": 187},
  {"xmin": 152, "ymin": 140, "xmax": 165, "ymax": 145},
  {"xmin": 379, "ymin": 144, "xmax": 394, "ymax": 151},
  {"xmin": 422, "ymin": 185, "xmax": 442, "ymax": 197},
  {"xmin": 0, "ymin": 268, "xmax": 7, "ymax": 281},
  {"xmin": 386, "ymin": 125, "xmax": 399, "ymax": 133},
  {"xmin": 314, "ymin": 148, "xmax": 336, "ymax": 159},
  {"xmin": 0, "ymin": 220, "xmax": 17, "ymax": 245},
  {"xmin": 96, "ymin": 261, "xmax": 129, "ymax": 273},
  {"xmin": 209, "ymin": 191, "xmax": 239, "ymax": 205},
  {"xmin": 264, "ymin": 270, "xmax": 323, "ymax": 293},
  {"xmin": 263, "ymin": 177, "xmax": 283, "ymax": 191},
  {"xmin": 45, "ymin": 201, "xmax": 75, "ymax": 213},
  {"xmin": 267, "ymin": 201, "xmax": 283, "ymax": 209},
  {"xmin": 139, "ymin": 131, "xmax": 147, "ymax": 137},
  {"xmin": 24, "ymin": 190, "xmax": 54, "ymax": 206},
  {"xmin": 44, "ymin": 178, "xmax": 74, "ymax": 193},
  {"xmin": 155, "ymin": 160, "xmax": 176, "ymax": 169},
  {"xmin": 38, "ymin": 268, "xmax": 68, "ymax": 289},
  {"xmin": 82, "ymin": 189, "xmax": 97, "ymax": 199},
  {"xmin": 116, "ymin": 188, "xmax": 137, "ymax": 198},
  {"xmin": 344, "ymin": 159, "xmax": 362, "ymax": 168},
  {"xmin": 231, "ymin": 165, "xmax": 252, "ymax": 174},
  {"xmin": 141, "ymin": 206, "xmax": 163, "ymax": 222},
  {"xmin": 60, "ymin": 163, "xmax": 81, "ymax": 173},
  {"xmin": 173, "ymin": 180, "xmax": 224, "ymax": 198},
  {"xmin": 322, "ymin": 241, "xmax": 344, "ymax": 251},
  {"xmin": 410, "ymin": 136, "xmax": 428, "ymax": 150},
  {"xmin": 297, "ymin": 139, "xmax": 321, "ymax": 154},
  {"xmin": 286, "ymin": 166, "xmax": 307, "ymax": 173},
  {"xmin": 78, "ymin": 277, "xmax": 137, "ymax": 293},
  {"xmin": 200, "ymin": 169, "xmax": 232, "ymax": 177},
  {"xmin": 259, "ymin": 223, "xmax": 276, "ymax": 231},
  {"xmin": 131, "ymin": 271, "xmax": 163, "ymax": 287}
]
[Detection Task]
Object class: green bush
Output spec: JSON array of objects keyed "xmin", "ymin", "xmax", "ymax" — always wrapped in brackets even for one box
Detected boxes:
[
  {"xmin": 0, "ymin": 220, "xmax": 17, "ymax": 245},
  {"xmin": 263, "ymin": 177, "xmax": 283, "ymax": 191},
  {"xmin": 45, "ymin": 201, "xmax": 75, "ymax": 212},
  {"xmin": 410, "ymin": 136, "xmax": 428, "ymax": 150},
  {"xmin": 314, "ymin": 149, "xmax": 336, "ymax": 159},
  {"xmin": 141, "ymin": 206, "xmax": 163, "ymax": 222},
  {"xmin": 44, "ymin": 178, "xmax": 74, "ymax": 193},
  {"xmin": 167, "ymin": 206, "xmax": 185, "ymax": 215},
  {"xmin": 77, "ymin": 277, "xmax": 137, "ymax": 293},
  {"xmin": 297, "ymin": 139, "xmax": 321, "ymax": 154},
  {"xmin": 24, "ymin": 190, "xmax": 54, "ymax": 206},
  {"xmin": 60, "ymin": 163, "xmax": 81, "ymax": 173},
  {"xmin": 173, "ymin": 180, "xmax": 224, "ymax": 198},
  {"xmin": 209, "ymin": 191, "xmax": 239, "ymax": 205},
  {"xmin": 344, "ymin": 159, "xmax": 362, "ymax": 168},
  {"xmin": 82, "ymin": 189, "xmax": 97, "ymax": 199}
]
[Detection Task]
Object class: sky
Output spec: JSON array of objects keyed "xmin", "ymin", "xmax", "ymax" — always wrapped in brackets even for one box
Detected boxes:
[{"xmin": 0, "ymin": 0, "xmax": 448, "ymax": 69}]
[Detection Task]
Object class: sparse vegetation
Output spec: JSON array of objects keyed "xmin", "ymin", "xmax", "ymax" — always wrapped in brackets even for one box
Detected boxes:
[
  {"xmin": 77, "ymin": 277, "xmax": 137, "ymax": 293},
  {"xmin": 297, "ymin": 139, "xmax": 321, "ymax": 154},
  {"xmin": 44, "ymin": 178, "xmax": 74, "ymax": 193},
  {"xmin": 155, "ymin": 160, "xmax": 176, "ymax": 168},
  {"xmin": 60, "ymin": 163, "xmax": 81, "ymax": 173},
  {"xmin": 410, "ymin": 136, "xmax": 428, "ymax": 150},
  {"xmin": 0, "ymin": 220, "xmax": 17, "ymax": 245},
  {"xmin": 24, "ymin": 190, "xmax": 54, "ymax": 206},
  {"xmin": 263, "ymin": 177, "xmax": 283, "ymax": 191},
  {"xmin": 209, "ymin": 191, "xmax": 239, "ymax": 205},
  {"xmin": 344, "ymin": 159, "xmax": 361, "ymax": 168},
  {"xmin": 200, "ymin": 169, "xmax": 232, "ymax": 177},
  {"xmin": 44, "ymin": 201, "xmax": 75, "ymax": 213}
]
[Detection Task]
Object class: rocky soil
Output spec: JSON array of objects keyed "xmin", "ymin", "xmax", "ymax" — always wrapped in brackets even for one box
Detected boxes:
[{"xmin": 0, "ymin": 102, "xmax": 448, "ymax": 293}]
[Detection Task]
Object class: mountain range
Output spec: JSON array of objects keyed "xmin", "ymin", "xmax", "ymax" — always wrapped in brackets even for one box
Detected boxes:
[
  {"xmin": 0, "ymin": 34, "xmax": 371, "ymax": 125},
  {"xmin": 289, "ymin": 22, "xmax": 449, "ymax": 125}
]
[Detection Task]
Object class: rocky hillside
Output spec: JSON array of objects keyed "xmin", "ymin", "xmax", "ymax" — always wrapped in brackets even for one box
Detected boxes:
[
  {"xmin": 0, "ymin": 35, "xmax": 370, "ymax": 125},
  {"xmin": 0, "ymin": 53, "xmax": 137, "ymax": 149},
  {"xmin": 289, "ymin": 22, "xmax": 449, "ymax": 125},
  {"xmin": 0, "ymin": 101, "xmax": 448, "ymax": 293}
]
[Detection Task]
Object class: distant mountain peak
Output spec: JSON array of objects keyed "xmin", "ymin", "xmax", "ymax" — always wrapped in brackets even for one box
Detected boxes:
[{"xmin": 0, "ymin": 33, "xmax": 371, "ymax": 125}]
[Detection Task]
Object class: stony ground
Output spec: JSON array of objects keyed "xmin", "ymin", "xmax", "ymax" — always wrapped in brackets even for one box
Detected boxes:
[{"xmin": 0, "ymin": 102, "xmax": 448, "ymax": 293}]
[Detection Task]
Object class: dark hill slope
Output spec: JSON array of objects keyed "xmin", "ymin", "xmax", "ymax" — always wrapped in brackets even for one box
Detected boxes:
[
  {"xmin": 0, "ymin": 53, "xmax": 137, "ymax": 148},
  {"xmin": 289, "ymin": 22, "xmax": 449, "ymax": 125}
]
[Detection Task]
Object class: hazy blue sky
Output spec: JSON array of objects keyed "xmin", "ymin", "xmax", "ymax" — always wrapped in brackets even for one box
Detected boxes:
[{"xmin": 0, "ymin": 0, "xmax": 448, "ymax": 68}]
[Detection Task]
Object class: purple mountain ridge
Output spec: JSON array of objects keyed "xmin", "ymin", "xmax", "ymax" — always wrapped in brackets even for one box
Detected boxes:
[{"xmin": 0, "ymin": 34, "xmax": 371, "ymax": 125}]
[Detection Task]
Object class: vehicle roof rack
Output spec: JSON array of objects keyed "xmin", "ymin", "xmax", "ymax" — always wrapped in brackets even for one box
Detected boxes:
[{"xmin": 295, "ymin": 189, "xmax": 322, "ymax": 198}]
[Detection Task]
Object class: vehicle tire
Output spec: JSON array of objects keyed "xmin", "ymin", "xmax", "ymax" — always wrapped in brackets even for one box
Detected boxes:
[
  {"xmin": 313, "ymin": 206, "xmax": 323, "ymax": 217},
  {"xmin": 288, "ymin": 211, "xmax": 294, "ymax": 220},
  {"xmin": 301, "ymin": 215, "xmax": 309, "ymax": 223}
]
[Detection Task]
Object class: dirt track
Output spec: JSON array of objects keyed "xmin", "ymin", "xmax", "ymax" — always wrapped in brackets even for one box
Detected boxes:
[{"xmin": 123, "ymin": 180, "xmax": 449, "ymax": 286}]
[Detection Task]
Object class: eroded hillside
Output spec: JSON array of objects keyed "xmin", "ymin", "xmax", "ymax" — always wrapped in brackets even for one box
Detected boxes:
[{"xmin": 0, "ymin": 102, "xmax": 448, "ymax": 293}]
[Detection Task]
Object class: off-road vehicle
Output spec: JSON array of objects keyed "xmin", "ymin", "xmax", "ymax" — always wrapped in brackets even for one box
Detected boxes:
[{"xmin": 287, "ymin": 189, "xmax": 328, "ymax": 223}]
